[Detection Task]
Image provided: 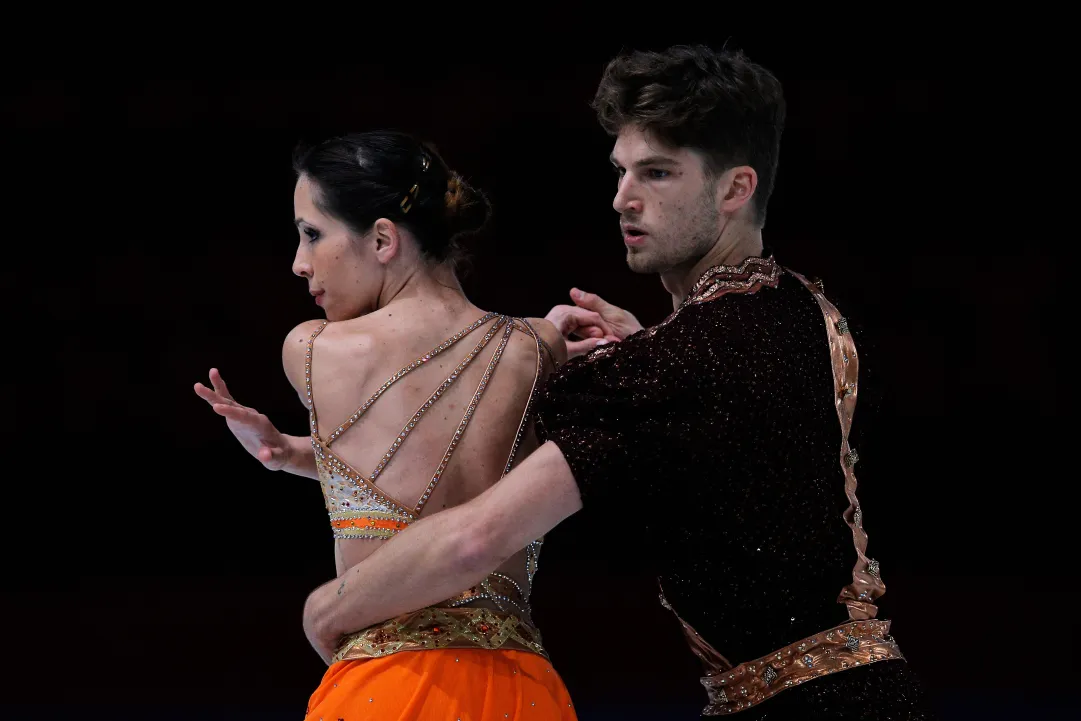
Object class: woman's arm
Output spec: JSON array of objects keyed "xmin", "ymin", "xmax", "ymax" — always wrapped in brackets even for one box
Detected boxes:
[
  {"xmin": 194, "ymin": 368, "xmax": 319, "ymax": 479},
  {"xmin": 194, "ymin": 320, "xmax": 325, "ymax": 479}
]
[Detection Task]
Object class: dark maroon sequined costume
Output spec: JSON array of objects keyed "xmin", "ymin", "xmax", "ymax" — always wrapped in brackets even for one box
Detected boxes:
[{"xmin": 535, "ymin": 257, "xmax": 935, "ymax": 719}]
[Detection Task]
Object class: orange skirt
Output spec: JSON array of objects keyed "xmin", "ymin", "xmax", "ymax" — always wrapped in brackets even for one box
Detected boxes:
[{"xmin": 304, "ymin": 648, "xmax": 578, "ymax": 721}]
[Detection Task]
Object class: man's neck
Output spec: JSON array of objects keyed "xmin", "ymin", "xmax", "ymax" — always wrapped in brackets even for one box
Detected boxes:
[{"xmin": 661, "ymin": 225, "xmax": 764, "ymax": 309}]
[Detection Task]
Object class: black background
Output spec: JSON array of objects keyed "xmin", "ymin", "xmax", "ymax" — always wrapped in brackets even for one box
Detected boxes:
[{"xmin": 1, "ymin": 31, "xmax": 1068, "ymax": 720}]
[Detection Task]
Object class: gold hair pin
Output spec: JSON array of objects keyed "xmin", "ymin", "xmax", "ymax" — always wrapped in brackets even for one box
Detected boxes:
[{"xmin": 400, "ymin": 183, "xmax": 419, "ymax": 213}]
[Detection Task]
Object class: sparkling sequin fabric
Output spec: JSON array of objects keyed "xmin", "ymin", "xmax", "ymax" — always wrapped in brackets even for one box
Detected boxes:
[{"xmin": 535, "ymin": 258, "xmax": 934, "ymax": 718}]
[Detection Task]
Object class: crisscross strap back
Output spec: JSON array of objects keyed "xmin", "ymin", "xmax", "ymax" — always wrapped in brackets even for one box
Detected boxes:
[
  {"xmin": 306, "ymin": 313, "xmax": 552, "ymax": 621},
  {"xmin": 438, "ymin": 317, "xmax": 550, "ymax": 617},
  {"xmin": 305, "ymin": 311, "xmax": 501, "ymax": 445},
  {"xmin": 409, "ymin": 318, "xmax": 516, "ymax": 514},
  {"xmin": 306, "ymin": 312, "xmax": 555, "ymax": 526}
]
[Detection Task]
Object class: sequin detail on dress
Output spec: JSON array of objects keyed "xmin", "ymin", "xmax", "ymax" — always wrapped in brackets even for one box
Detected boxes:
[
  {"xmin": 307, "ymin": 313, "xmax": 510, "ymax": 538},
  {"xmin": 307, "ymin": 313, "xmax": 552, "ymax": 628}
]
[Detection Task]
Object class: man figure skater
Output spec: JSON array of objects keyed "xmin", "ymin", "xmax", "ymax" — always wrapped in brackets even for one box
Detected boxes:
[{"xmin": 303, "ymin": 44, "xmax": 935, "ymax": 718}]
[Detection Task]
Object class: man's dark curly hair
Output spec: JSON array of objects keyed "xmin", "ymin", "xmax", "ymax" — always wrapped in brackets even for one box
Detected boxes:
[{"xmin": 592, "ymin": 45, "xmax": 786, "ymax": 227}]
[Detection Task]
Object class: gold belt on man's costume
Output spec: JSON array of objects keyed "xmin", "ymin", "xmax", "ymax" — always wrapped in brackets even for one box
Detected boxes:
[
  {"xmin": 661, "ymin": 585, "xmax": 904, "ymax": 715},
  {"xmin": 332, "ymin": 606, "xmax": 548, "ymax": 664},
  {"xmin": 697, "ymin": 619, "xmax": 903, "ymax": 715}
]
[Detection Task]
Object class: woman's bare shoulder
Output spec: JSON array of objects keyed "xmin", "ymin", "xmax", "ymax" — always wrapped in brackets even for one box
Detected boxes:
[
  {"xmin": 281, "ymin": 319, "xmax": 327, "ymax": 394},
  {"xmin": 519, "ymin": 317, "xmax": 568, "ymax": 369}
]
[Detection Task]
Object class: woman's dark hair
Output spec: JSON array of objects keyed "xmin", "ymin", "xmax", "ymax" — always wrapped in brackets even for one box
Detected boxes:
[{"xmin": 292, "ymin": 130, "xmax": 491, "ymax": 262}]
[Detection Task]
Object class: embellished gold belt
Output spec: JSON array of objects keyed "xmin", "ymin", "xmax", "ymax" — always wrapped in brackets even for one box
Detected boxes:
[
  {"xmin": 699, "ymin": 619, "xmax": 903, "ymax": 715},
  {"xmin": 332, "ymin": 606, "xmax": 548, "ymax": 664}
]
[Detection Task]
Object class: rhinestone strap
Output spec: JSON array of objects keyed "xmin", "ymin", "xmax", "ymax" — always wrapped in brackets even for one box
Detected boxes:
[
  {"xmin": 502, "ymin": 319, "xmax": 545, "ymax": 477},
  {"xmin": 446, "ymin": 571, "xmax": 533, "ymax": 623},
  {"xmin": 481, "ymin": 572, "xmax": 532, "ymax": 619},
  {"xmin": 499, "ymin": 319, "xmax": 549, "ymax": 597},
  {"xmin": 480, "ymin": 578, "xmax": 533, "ymax": 620},
  {"xmin": 525, "ymin": 539, "xmax": 542, "ymax": 588},
  {"xmin": 310, "ymin": 313, "xmax": 550, "ymax": 613},
  {"xmin": 313, "ymin": 311, "xmax": 499, "ymax": 446},
  {"xmin": 367, "ymin": 316, "xmax": 509, "ymax": 481},
  {"xmin": 487, "ymin": 571, "xmax": 526, "ymax": 600},
  {"xmin": 313, "ymin": 439, "xmax": 414, "ymax": 522},
  {"xmin": 304, "ymin": 321, "xmax": 331, "ymax": 437},
  {"xmin": 411, "ymin": 321, "xmax": 515, "ymax": 513},
  {"xmin": 520, "ymin": 317, "xmax": 560, "ymax": 370}
]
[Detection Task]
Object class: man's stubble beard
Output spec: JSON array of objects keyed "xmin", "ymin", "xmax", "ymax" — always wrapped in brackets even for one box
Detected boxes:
[
  {"xmin": 624, "ymin": 190, "xmax": 721, "ymax": 275},
  {"xmin": 625, "ymin": 245, "xmax": 661, "ymax": 274}
]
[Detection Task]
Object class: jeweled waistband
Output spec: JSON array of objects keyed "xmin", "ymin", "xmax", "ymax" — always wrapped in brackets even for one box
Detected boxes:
[
  {"xmin": 699, "ymin": 619, "xmax": 903, "ymax": 715},
  {"xmin": 328, "ymin": 509, "xmax": 412, "ymax": 540},
  {"xmin": 332, "ymin": 606, "xmax": 548, "ymax": 664}
]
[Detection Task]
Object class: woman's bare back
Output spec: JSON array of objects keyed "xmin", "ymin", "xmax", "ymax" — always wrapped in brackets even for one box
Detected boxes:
[{"xmin": 283, "ymin": 298, "xmax": 565, "ymax": 610}]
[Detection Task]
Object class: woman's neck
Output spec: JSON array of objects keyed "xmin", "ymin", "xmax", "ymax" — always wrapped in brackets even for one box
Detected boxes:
[{"xmin": 378, "ymin": 262, "xmax": 472, "ymax": 316}]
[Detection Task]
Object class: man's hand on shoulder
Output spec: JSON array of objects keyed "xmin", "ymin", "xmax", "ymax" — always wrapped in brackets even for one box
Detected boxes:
[{"xmin": 545, "ymin": 289, "xmax": 643, "ymax": 359}]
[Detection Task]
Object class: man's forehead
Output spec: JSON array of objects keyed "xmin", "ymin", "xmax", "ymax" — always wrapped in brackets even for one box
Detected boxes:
[{"xmin": 611, "ymin": 128, "xmax": 684, "ymax": 165}]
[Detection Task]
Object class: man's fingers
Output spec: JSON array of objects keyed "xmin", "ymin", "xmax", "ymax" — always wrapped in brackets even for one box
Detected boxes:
[
  {"xmin": 565, "ymin": 339, "xmax": 595, "ymax": 358},
  {"xmin": 570, "ymin": 288, "xmax": 612, "ymax": 314},
  {"xmin": 571, "ymin": 291, "xmax": 645, "ymax": 340},
  {"xmin": 572, "ymin": 309, "xmax": 612, "ymax": 336},
  {"xmin": 565, "ymin": 307, "xmax": 614, "ymax": 337},
  {"xmin": 566, "ymin": 337, "xmax": 612, "ymax": 359}
]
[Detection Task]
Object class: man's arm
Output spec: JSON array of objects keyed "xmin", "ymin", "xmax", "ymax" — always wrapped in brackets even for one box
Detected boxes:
[{"xmin": 302, "ymin": 441, "xmax": 582, "ymax": 663}]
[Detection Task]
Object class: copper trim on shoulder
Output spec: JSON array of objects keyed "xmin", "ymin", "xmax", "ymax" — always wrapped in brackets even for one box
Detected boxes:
[{"xmin": 683, "ymin": 256, "xmax": 782, "ymax": 307}]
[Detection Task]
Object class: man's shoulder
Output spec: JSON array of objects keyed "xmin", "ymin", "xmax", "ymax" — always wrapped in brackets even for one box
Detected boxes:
[
  {"xmin": 663, "ymin": 273, "xmax": 830, "ymax": 355},
  {"xmin": 674, "ymin": 272, "xmax": 793, "ymax": 317}
]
